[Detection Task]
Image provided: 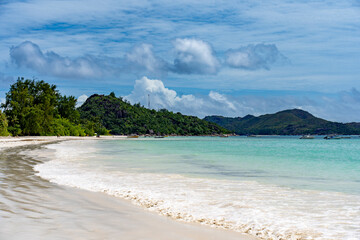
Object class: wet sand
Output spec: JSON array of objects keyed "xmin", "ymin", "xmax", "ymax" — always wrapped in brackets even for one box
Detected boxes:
[
  {"xmin": 0, "ymin": 140, "xmax": 257, "ymax": 240},
  {"xmin": 0, "ymin": 136, "xmax": 126, "ymax": 150}
]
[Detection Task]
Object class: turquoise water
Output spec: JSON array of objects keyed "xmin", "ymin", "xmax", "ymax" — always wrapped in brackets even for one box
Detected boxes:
[
  {"xmin": 35, "ymin": 137, "xmax": 360, "ymax": 239},
  {"xmin": 90, "ymin": 136, "xmax": 360, "ymax": 194}
]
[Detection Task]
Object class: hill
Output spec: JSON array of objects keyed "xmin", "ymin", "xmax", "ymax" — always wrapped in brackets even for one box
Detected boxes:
[
  {"xmin": 78, "ymin": 93, "xmax": 229, "ymax": 135},
  {"xmin": 204, "ymin": 109, "xmax": 360, "ymax": 135}
]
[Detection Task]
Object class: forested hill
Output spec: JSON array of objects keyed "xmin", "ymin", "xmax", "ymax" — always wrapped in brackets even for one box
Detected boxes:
[
  {"xmin": 204, "ymin": 109, "xmax": 360, "ymax": 135},
  {"xmin": 78, "ymin": 93, "xmax": 229, "ymax": 135}
]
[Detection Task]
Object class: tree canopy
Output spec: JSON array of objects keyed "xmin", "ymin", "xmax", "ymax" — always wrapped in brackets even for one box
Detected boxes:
[
  {"xmin": 79, "ymin": 93, "xmax": 229, "ymax": 135},
  {"xmin": 0, "ymin": 111, "xmax": 9, "ymax": 136},
  {"xmin": 204, "ymin": 109, "xmax": 360, "ymax": 135},
  {"xmin": 1, "ymin": 77, "xmax": 94, "ymax": 136},
  {"xmin": 1, "ymin": 77, "xmax": 227, "ymax": 136}
]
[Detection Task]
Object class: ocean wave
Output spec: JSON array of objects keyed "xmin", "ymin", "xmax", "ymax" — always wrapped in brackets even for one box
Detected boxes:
[{"xmin": 33, "ymin": 141, "xmax": 360, "ymax": 240}]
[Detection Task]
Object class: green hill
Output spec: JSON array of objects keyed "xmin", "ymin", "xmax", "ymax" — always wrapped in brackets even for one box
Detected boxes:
[
  {"xmin": 204, "ymin": 109, "xmax": 360, "ymax": 135},
  {"xmin": 78, "ymin": 93, "xmax": 229, "ymax": 135}
]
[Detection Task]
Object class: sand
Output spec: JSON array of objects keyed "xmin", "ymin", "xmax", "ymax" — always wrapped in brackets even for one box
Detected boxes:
[
  {"xmin": 0, "ymin": 137, "xmax": 257, "ymax": 240},
  {"xmin": 0, "ymin": 136, "xmax": 127, "ymax": 150}
]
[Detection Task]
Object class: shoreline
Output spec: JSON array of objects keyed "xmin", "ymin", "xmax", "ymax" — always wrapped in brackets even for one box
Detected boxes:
[
  {"xmin": 0, "ymin": 135, "xmax": 129, "ymax": 151},
  {"xmin": 0, "ymin": 138, "xmax": 257, "ymax": 240}
]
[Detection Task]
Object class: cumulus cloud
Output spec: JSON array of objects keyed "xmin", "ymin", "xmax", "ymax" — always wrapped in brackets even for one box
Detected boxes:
[
  {"xmin": 226, "ymin": 44, "xmax": 288, "ymax": 70},
  {"xmin": 10, "ymin": 41, "xmax": 107, "ymax": 78},
  {"xmin": 9, "ymin": 40, "xmax": 288, "ymax": 79},
  {"xmin": 172, "ymin": 38, "xmax": 220, "ymax": 75},
  {"xmin": 125, "ymin": 76, "xmax": 202, "ymax": 112},
  {"xmin": 125, "ymin": 76, "xmax": 251, "ymax": 117},
  {"xmin": 124, "ymin": 76, "xmax": 305, "ymax": 118},
  {"xmin": 124, "ymin": 77, "xmax": 360, "ymax": 122},
  {"xmin": 76, "ymin": 94, "xmax": 88, "ymax": 107},
  {"xmin": 125, "ymin": 44, "xmax": 168, "ymax": 75}
]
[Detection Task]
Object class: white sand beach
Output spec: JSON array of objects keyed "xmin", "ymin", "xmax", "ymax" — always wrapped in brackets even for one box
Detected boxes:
[
  {"xmin": 0, "ymin": 137, "xmax": 257, "ymax": 240},
  {"xmin": 0, "ymin": 136, "xmax": 127, "ymax": 150}
]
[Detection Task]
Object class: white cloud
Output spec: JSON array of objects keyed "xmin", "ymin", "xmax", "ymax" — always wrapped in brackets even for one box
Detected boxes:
[
  {"xmin": 1, "ymin": 0, "xmax": 359, "ymax": 94},
  {"xmin": 76, "ymin": 94, "xmax": 88, "ymax": 107},
  {"xmin": 124, "ymin": 76, "xmax": 295, "ymax": 118},
  {"xmin": 125, "ymin": 44, "xmax": 168, "ymax": 75},
  {"xmin": 209, "ymin": 91, "xmax": 236, "ymax": 111},
  {"xmin": 124, "ymin": 76, "xmax": 360, "ymax": 122},
  {"xmin": 172, "ymin": 38, "xmax": 220, "ymax": 74},
  {"xmin": 125, "ymin": 76, "xmax": 201, "ymax": 112},
  {"xmin": 9, "ymin": 40, "xmax": 290, "ymax": 80},
  {"xmin": 125, "ymin": 76, "xmax": 251, "ymax": 117},
  {"xmin": 0, "ymin": 0, "xmax": 151, "ymax": 38},
  {"xmin": 10, "ymin": 41, "xmax": 108, "ymax": 78},
  {"xmin": 226, "ymin": 44, "xmax": 288, "ymax": 70}
]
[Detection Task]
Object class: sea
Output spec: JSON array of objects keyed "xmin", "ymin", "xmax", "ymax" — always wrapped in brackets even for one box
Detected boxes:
[{"xmin": 34, "ymin": 136, "xmax": 360, "ymax": 240}]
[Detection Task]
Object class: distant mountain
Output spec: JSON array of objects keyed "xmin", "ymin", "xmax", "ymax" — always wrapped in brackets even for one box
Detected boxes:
[
  {"xmin": 204, "ymin": 109, "xmax": 360, "ymax": 135},
  {"xmin": 79, "ymin": 93, "xmax": 229, "ymax": 135}
]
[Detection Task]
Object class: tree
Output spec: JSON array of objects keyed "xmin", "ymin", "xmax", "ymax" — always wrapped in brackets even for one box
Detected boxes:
[
  {"xmin": 0, "ymin": 111, "xmax": 9, "ymax": 136},
  {"xmin": 78, "ymin": 93, "xmax": 229, "ymax": 135},
  {"xmin": 1, "ymin": 77, "xmax": 94, "ymax": 136},
  {"xmin": 1, "ymin": 77, "xmax": 59, "ymax": 135},
  {"xmin": 109, "ymin": 92, "xmax": 116, "ymax": 98},
  {"xmin": 57, "ymin": 95, "xmax": 80, "ymax": 123}
]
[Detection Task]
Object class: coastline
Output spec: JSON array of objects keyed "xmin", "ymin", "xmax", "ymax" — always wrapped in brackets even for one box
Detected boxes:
[
  {"xmin": 0, "ymin": 135, "xmax": 128, "ymax": 150},
  {"xmin": 0, "ymin": 138, "xmax": 257, "ymax": 240}
]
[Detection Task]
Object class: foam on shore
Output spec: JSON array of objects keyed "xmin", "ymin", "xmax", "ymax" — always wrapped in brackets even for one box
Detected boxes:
[
  {"xmin": 34, "ymin": 140, "xmax": 360, "ymax": 240},
  {"xmin": 0, "ymin": 143, "xmax": 255, "ymax": 240}
]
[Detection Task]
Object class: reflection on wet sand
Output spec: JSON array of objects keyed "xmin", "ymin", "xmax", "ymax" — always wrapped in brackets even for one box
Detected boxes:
[{"xmin": 0, "ymin": 144, "xmax": 255, "ymax": 240}]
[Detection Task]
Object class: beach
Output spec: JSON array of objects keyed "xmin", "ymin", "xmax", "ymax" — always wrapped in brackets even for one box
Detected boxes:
[
  {"xmin": 2, "ymin": 136, "xmax": 360, "ymax": 239},
  {"xmin": 0, "ymin": 137, "xmax": 256, "ymax": 240}
]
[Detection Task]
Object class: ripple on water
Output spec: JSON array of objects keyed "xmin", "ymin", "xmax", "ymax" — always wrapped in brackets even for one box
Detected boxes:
[{"xmin": 33, "ymin": 141, "xmax": 360, "ymax": 240}]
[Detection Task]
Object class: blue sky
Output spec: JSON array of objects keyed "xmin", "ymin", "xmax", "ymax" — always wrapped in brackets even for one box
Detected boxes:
[{"xmin": 0, "ymin": 0, "xmax": 360, "ymax": 122}]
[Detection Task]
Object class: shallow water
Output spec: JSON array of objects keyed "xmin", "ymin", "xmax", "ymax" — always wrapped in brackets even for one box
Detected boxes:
[
  {"xmin": 34, "ymin": 137, "xmax": 360, "ymax": 239},
  {"xmin": 0, "ymin": 144, "xmax": 253, "ymax": 240}
]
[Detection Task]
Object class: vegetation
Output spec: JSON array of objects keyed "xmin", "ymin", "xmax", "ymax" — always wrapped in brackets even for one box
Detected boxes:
[
  {"xmin": 0, "ymin": 77, "xmax": 226, "ymax": 136},
  {"xmin": 78, "ymin": 93, "xmax": 229, "ymax": 135},
  {"xmin": 0, "ymin": 111, "xmax": 9, "ymax": 136},
  {"xmin": 204, "ymin": 109, "xmax": 360, "ymax": 135},
  {"xmin": 1, "ymin": 77, "xmax": 105, "ymax": 136},
  {"xmin": 5, "ymin": 78, "xmax": 359, "ymax": 137}
]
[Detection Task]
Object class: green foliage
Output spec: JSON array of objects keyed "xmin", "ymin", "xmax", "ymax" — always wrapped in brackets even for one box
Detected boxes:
[
  {"xmin": 23, "ymin": 106, "xmax": 44, "ymax": 135},
  {"xmin": 78, "ymin": 94, "xmax": 229, "ymax": 135},
  {"xmin": 81, "ymin": 120, "xmax": 96, "ymax": 136},
  {"xmin": 51, "ymin": 118, "xmax": 85, "ymax": 136},
  {"xmin": 1, "ymin": 77, "xmax": 105, "ymax": 136},
  {"xmin": 0, "ymin": 111, "xmax": 9, "ymax": 136},
  {"xmin": 204, "ymin": 109, "xmax": 360, "ymax": 135},
  {"xmin": 109, "ymin": 92, "xmax": 116, "ymax": 98},
  {"xmin": 1, "ymin": 77, "xmax": 58, "ymax": 135},
  {"xmin": 80, "ymin": 119, "xmax": 110, "ymax": 136},
  {"xmin": 57, "ymin": 95, "xmax": 80, "ymax": 123}
]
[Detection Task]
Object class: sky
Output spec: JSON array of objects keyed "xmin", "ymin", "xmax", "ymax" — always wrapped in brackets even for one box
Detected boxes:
[{"xmin": 0, "ymin": 0, "xmax": 359, "ymax": 122}]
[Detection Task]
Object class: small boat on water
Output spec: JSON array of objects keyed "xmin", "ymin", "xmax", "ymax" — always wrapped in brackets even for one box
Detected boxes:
[
  {"xmin": 219, "ymin": 134, "xmax": 229, "ymax": 138},
  {"xmin": 300, "ymin": 135, "xmax": 314, "ymax": 139},
  {"xmin": 324, "ymin": 134, "xmax": 341, "ymax": 140},
  {"xmin": 154, "ymin": 136, "xmax": 165, "ymax": 138},
  {"xmin": 247, "ymin": 135, "xmax": 257, "ymax": 137},
  {"xmin": 127, "ymin": 135, "xmax": 139, "ymax": 138}
]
